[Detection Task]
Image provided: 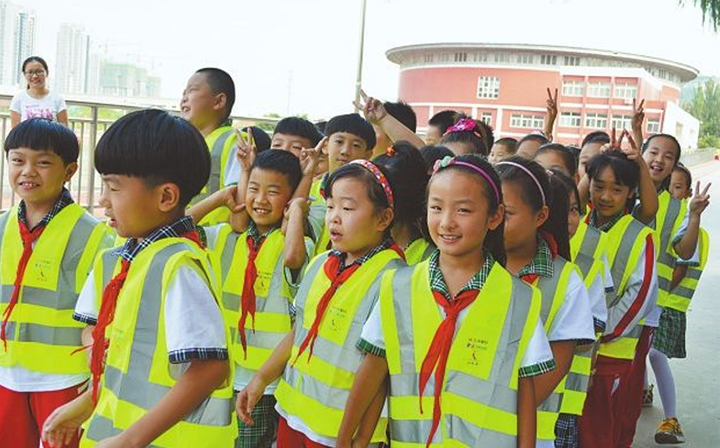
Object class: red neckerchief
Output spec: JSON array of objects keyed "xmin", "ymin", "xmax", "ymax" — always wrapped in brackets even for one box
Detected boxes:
[
  {"xmin": 238, "ymin": 236, "xmax": 264, "ymax": 358},
  {"xmin": 0, "ymin": 221, "xmax": 46, "ymax": 350},
  {"xmin": 419, "ymin": 289, "xmax": 480, "ymax": 448}
]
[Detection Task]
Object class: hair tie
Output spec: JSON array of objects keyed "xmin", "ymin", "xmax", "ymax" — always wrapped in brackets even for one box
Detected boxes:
[
  {"xmin": 444, "ymin": 118, "xmax": 479, "ymax": 136},
  {"xmin": 386, "ymin": 146, "xmax": 396, "ymax": 157},
  {"xmin": 349, "ymin": 159, "xmax": 394, "ymax": 209},
  {"xmin": 496, "ymin": 161, "xmax": 547, "ymax": 205},
  {"xmin": 432, "ymin": 156, "xmax": 501, "ymax": 204}
]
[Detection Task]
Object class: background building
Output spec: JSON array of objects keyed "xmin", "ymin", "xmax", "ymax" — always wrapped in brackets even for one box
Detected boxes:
[
  {"xmin": 55, "ymin": 23, "xmax": 91, "ymax": 94},
  {"xmin": 0, "ymin": 0, "xmax": 35, "ymax": 87},
  {"xmin": 387, "ymin": 43, "xmax": 701, "ymax": 149}
]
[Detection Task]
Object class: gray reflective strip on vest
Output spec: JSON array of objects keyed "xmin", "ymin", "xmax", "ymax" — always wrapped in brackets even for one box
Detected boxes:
[
  {"xmin": 390, "ymin": 413, "xmax": 517, "ymax": 447},
  {"xmin": 565, "ymin": 370, "xmax": 590, "ymax": 394},
  {"xmin": 657, "ymin": 277, "xmax": 672, "ymax": 293},
  {"xmin": 670, "ymin": 285, "xmax": 695, "ymax": 300},
  {"xmin": 283, "ymin": 364, "xmax": 351, "ymax": 411},
  {"xmin": 87, "ymin": 243, "xmax": 231, "ymax": 443},
  {"xmin": 8, "ymin": 322, "xmax": 83, "ymax": 346},
  {"xmin": 538, "ymin": 391, "xmax": 563, "ymax": 413},
  {"xmin": 389, "ymin": 268, "xmax": 534, "ymax": 444},
  {"xmin": 101, "ymin": 250, "xmax": 118, "ymax": 288},
  {"xmin": 657, "ymin": 197, "xmax": 682, "ymax": 268},
  {"xmin": 579, "ymin": 226, "xmax": 601, "ymax": 259},
  {"xmin": 292, "ymin": 326, "xmax": 363, "ymax": 373},
  {"xmin": 573, "ymin": 252, "xmax": 594, "ymax": 279},
  {"xmin": 230, "ymin": 327, "xmax": 288, "ymax": 350},
  {"xmin": 218, "ymin": 230, "xmax": 239, "ymax": 285},
  {"xmin": 684, "ymin": 268, "xmax": 702, "ymax": 280},
  {"xmin": 85, "ymin": 414, "xmax": 164, "ymax": 448},
  {"xmin": 536, "ymin": 258, "xmax": 567, "ymax": 324},
  {"xmin": 208, "ymin": 130, "xmax": 234, "ymax": 195},
  {"xmin": 609, "ymin": 220, "xmax": 646, "ymax": 303}
]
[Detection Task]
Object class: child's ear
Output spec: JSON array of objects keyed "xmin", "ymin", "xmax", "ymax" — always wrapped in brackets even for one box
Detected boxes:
[
  {"xmin": 213, "ymin": 92, "xmax": 227, "ymax": 113},
  {"xmin": 63, "ymin": 162, "xmax": 79, "ymax": 182},
  {"xmin": 488, "ymin": 204, "xmax": 505, "ymax": 231},
  {"xmin": 535, "ymin": 204, "xmax": 550, "ymax": 228},
  {"xmin": 157, "ymin": 183, "xmax": 181, "ymax": 213},
  {"xmin": 376, "ymin": 207, "xmax": 394, "ymax": 233}
]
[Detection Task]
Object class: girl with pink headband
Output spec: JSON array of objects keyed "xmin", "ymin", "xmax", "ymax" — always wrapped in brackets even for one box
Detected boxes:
[
  {"xmin": 496, "ymin": 156, "xmax": 595, "ymax": 448},
  {"xmin": 237, "ymin": 159, "xmax": 406, "ymax": 448},
  {"xmin": 338, "ymin": 154, "xmax": 555, "ymax": 448}
]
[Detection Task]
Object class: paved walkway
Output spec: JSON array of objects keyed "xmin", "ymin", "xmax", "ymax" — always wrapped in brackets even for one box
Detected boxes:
[{"xmin": 634, "ymin": 161, "xmax": 720, "ymax": 447}]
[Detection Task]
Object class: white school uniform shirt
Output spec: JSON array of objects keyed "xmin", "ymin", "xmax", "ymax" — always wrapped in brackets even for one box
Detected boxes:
[
  {"xmin": 9, "ymin": 90, "xmax": 67, "ymax": 122},
  {"xmin": 541, "ymin": 269, "xmax": 596, "ymax": 344},
  {"xmin": 73, "ymin": 265, "xmax": 227, "ymax": 379},
  {"xmin": 587, "ymin": 266, "xmax": 609, "ymax": 329}
]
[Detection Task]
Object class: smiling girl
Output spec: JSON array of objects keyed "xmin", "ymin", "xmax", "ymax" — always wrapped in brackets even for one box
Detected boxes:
[{"xmin": 10, "ymin": 57, "xmax": 68, "ymax": 128}]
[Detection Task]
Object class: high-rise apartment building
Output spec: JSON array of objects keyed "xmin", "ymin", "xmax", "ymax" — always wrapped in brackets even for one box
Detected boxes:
[
  {"xmin": 0, "ymin": 1, "xmax": 35, "ymax": 87},
  {"xmin": 55, "ymin": 23, "xmax": 91, "ymax": 94}
]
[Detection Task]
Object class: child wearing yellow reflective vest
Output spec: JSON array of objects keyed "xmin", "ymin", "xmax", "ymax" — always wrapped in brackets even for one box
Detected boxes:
[
  {"xmin": 578, "ymin": 150, "xmax": 658, "ymax": 448},
  {"xmin": 237, "ymin": 160, "xmax": 405, "ymax": 447},
  {"xmin": 199, "ymin": 149, "xmax": 317, "ymax": 448},
  {"xmin": 373, "ymin": 142, "xmax": 434, "ymax": 265},
  {"xmin": 648, "ymin": 163, "xmax": 710, "ymax": 445},
  {"xmin": 180, "ymin": 68, "xmax": 249, "ymax": 226},
  {"xmin": 496, "ymin": 157, "xmax": 596, "ymax": 448},
  {"xmin": 338, "ymin": 155, "xmax": 556, "ymax": 448},
  {"xmin": 0, "ymin": 119, "xmax": 113, "ymax": 448},
  {"xmin": 42, "ymin": 110, "xmax": 235, "ymax": 448},
  {"xmin": 550, "ymin": 169, "xmax": 611, "ymax": 448},
  {"xmin": 308, "ymin": 114, "xmax": 377, "ymax": 257}
]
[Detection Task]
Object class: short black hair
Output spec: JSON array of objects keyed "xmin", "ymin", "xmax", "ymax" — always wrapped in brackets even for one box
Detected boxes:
[
  {"xmin": 274, "ymin": 116, "xmax": 324, "ymax": 146},
  {"xmin": 4, "ymin": 118, "xmax": 79, "ymax": 164},
  {"xmin": 241, "ymin": 126, "xmax": 271, "ymax": 153},
  {"xmin": 325, "ymin": 113, "xmax": 376, "ymax": 150},
  {"xmin": 419, "ymin": 145, "xmax": 454, "ymax": 173},
  {"xmin": 250, "ymin": 149, "xmax": 303, "ymax": 192},
  {"xmin": 518, "ymin": 133, "xmax": 549, "ymax": 148},
  {"xmin": 384, "ymin": 101, "xmax": 417, "ymax": 132},
  {"xmin": 567, "ymin": 145, "xmax": 581, "ymax": 163},
  {"xmin": 587, "ymin": 151, "xmax": 639, "ymax": 192},
  {"xmin": 581, "ymin": 131, "xmax": 610, "ymax": 148},
  {"xmin": 314, "ymin": 120, "xmax": 328, "ymax": 134},
  {"xmin": 94, "ymin": 109, "xmax": 210, "ymax": 208},
  {"xmin": 494, "ymin": 137, "xmax": 518, "ymax": 154},
  {"xmin": 535, "ymin": 143, "xmax": 578, "ymax": 177},
  {"xmin": 428, "ymin": 110, "xmax": 457, "ymax": 134},
  {"xmin": 195, "ymin": 68, "xmax": 235, "ymax": 121},
  {"xmin": 673, "ymin": 163, "xmax": 692, "ymax": 189}
]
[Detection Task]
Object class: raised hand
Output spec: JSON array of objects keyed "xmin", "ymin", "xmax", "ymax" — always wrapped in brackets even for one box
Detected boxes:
[
  {"xmin": 354, "ymin": 89, "xmax": 387, "ymax": 125},
  {"xmin": 689, "ymin": 181, "xmax": 711, "ymax": 217},
  {"xmin": 236, "ymin": 128, "xmax": 257, "ymax": 172},
  {"xmin": 546, "ymin": 87, "xmax": 559, "ymax": 123},
  {"xmin": 631, "ymin": 98, "xmax": 645, "ymax": 133},
  {"xmin": 299, "ymin": 137, "xmax": 327, "ymax": 178}
]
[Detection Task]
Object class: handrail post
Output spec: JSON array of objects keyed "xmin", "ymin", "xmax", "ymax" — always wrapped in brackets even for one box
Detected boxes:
[{"xmin": 87, "ymin": 105, "xmax": 99, "ymax": 213}]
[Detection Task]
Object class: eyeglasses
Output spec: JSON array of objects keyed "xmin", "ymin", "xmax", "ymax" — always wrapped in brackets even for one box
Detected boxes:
[{"xmin": 24, "ymin": 70, "xmax": 46, "ymax": 77}]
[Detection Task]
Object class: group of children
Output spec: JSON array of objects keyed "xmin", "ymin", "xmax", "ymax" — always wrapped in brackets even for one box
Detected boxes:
[{"xmin": 0, "ymin": 67, "xmax": 711, "ymax": 448}]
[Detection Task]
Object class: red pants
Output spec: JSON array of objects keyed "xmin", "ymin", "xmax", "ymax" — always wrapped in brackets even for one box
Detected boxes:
[
  {"xmin": 614, "ymin": 326, "xmax": 655, "ymax": 448},
  {"xmin": 0, "ymin": 382, "xmax": 85, "ymax": 448},
  {"xmin": 277, "ymin": 416, "xmax": 330, "ymax": 448},
  {"xmin": 578, "ymin": 355, "xmax": 631, "ymax": 448}
]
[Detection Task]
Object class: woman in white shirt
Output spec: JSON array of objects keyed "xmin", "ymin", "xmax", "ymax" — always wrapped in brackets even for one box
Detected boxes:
[{"xmin": 10, "ymin": 56, "xmax": 68, "ymax": 128}]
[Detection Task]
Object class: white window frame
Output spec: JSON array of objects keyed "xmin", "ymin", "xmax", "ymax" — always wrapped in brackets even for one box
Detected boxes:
[
  {"xmin": 614, "ymin": 83, "xmax": 638, "ymax": 100},
  {"xmin": 647, "ymin": 118, "xmax": 661, "ymax": 134},
  {"xmin": 611, "ymin": 115, "xmax": 633, "ymax": 130},
  {"xmin": 477, "ymin": 76, "xmax": 500, "ymax": 99},
  {"xmin": 480, "ymin": 112, "xmax": 492, "ymax": 125},
  {"xmin": 559, "ymin": 112, "xmax": 582, "ymax": 127},
  {"xmin": 587, "ymin": 82, "xmax": 612, "ymax": 98},
  {"xmin": 585, "ymin": 113, "xmax": 608, "ymax": 128},
  {"xmin": 510, "ymin": 114, "xmax": 545, "ymax": 129},
  {"xmin": 562, "ymin": 81, "xmax": 584, "ymax": 97}
]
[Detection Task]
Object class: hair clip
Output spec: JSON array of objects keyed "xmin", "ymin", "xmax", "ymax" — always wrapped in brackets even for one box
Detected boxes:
[
  {"xmin": 386, "ymin": 146, "xmax": 396, "ymax": 157},
  {"xmin": 444, "ymin": 118, "xmax": 478, "ymax": 135}
]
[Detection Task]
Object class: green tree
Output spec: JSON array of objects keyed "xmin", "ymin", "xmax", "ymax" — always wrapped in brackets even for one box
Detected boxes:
[
  {"xmin": 681, "ymin": 0, "xmax": 720, "ymax": 29},
  {"xmin": 684, "ymin": 78, "xmax": 720, "ymax": 148}
]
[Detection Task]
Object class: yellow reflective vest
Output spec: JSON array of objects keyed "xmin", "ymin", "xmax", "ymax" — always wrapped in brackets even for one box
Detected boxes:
[
  {"xmin": 380, "ymin": 259, "xmax": 542, "ymax": 447},
  {"xmin": 597, "ymin": 215, "xmax": 655, "ymax": 360},
  {"xmin": 404, "ymin": 238, "xmax": 435, "ymax": 266},
  {"xmin": 80, "ymin": 238, "xmax": 236, "ymax": 447},
  {"xmin": 0, "ymin": 204, "xmax": 112, "ymax": 374},
  {"xmin": 654, "ymin": 191, "xmax": 687, "ymax": 305},
  {"xmin": 274, "ymin": 248, "xmax": 404, "ymax": 443},
  {"xmin": 191, "ymin": 126, "xmax": 242, "ymax": 226},
  {"xmin": 658, "ymin": 227, "xmax": 709, "ymax": 313}
]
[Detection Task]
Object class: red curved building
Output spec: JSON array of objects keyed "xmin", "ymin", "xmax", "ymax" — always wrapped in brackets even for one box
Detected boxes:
[{"xmin": 387, "ymin": 43, "xmax": 700, "ymax": 148}]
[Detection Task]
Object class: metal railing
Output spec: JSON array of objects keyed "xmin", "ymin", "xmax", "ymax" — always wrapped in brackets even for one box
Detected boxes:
[{"xmin": 0, "ymin": 94, "xmax": 278, "ymax": 214}]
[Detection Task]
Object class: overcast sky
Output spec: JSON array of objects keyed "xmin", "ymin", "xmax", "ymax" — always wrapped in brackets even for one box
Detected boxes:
[{"xmin": 20, "ymin": 0, "xmax": 720, "ymax": 119}]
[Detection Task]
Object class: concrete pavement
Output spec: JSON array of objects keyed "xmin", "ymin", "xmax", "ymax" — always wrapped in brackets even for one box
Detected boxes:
[{"xmin": 634, "ymin": 160, "xmax": 720, "ymax": 448}]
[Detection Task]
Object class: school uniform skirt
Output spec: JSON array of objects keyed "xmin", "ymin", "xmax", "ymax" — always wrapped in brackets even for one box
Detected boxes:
[{"xmin": 652, "ymin": 307, "xmax": 687, "ymax": 358}]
